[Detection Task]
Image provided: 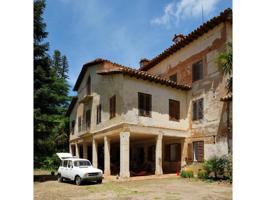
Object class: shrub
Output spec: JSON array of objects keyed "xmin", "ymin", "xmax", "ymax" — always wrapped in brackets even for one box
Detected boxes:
[
  {"xmin": 197, "ymin": 170, "xmax": 208, "ymax": 179},
  {"xmin": 180, "ymin": 170, "xmax": 194, "ymax": 178},
  {"xmin": 42, "ymin": 154, "xmax": 61, "ymax": 171},
  {"xmin": 203, "ymin": 155, "xmax": 232, "ymax": 180}
]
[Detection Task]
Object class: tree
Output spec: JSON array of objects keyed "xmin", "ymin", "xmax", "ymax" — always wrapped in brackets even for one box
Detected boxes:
[
  {"xmin": 216, "ymin": 42, "xmax": 232, "ymax": 93},
  {"xmin": 61, "ymin": 55, "xmax": 69, "ymax": 80},
  {"xmin": 34, "ymin": 0, "xmax": 70, "ymax": 167}
]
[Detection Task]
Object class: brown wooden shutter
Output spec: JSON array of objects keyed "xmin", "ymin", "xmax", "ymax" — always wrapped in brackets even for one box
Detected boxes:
[
  {"xmin": 99, "ymin": 104, "xmax": 101, "ymax": 123},
  {"xmin": 113, "ymin": 95, "xmax": 116, "ymax": 117},
  {"xmin": 169, "ymin": 100, "xmax": 173, "ymax": 120},
  {"xmin": 177, "ymin": 101, "xmax": 180, "ymax": 120},
  {"xmin": 198, "ymin": 99, "xmax": 204, "ymax": 119},
  {"xmin": 146, "ymin": 94, "xmax": 151, "ymax": 116},
  {"xmin": 138, "ymin": 93, "xmax": 144, "ymax": 116},
  {"xmin": 197, "ymin": 141, "xmax": 204, "ymax": 162},
  {"xmin": 193, "ymin": 101, "xmax": 197, "ymax": 120},
  {"xmin": 187, "ymin": 143, "xmax": 193, "ymax": 162}
]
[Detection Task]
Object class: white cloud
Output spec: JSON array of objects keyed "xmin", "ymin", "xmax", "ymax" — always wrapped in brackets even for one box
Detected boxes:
[{"xmin": 151, "ymin": 0, "xmax": 221, "ymax": 27}]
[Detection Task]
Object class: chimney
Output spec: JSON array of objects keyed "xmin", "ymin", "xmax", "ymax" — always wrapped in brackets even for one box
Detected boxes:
[
  {"xmin": 139, "ymin": 58, "xmax": 150, "ymax": 68},
  {"xmin": 172, "ymin": 34, "xmax": 185, "ymax": 43}
]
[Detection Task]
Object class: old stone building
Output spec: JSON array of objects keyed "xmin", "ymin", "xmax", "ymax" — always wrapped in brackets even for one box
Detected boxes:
[{"xmin": 66, "ymin": 8, "xmax": 232, "ymax": 178}]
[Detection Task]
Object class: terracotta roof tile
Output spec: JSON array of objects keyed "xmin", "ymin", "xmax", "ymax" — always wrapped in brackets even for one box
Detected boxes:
[{"xmin": 139, "ymin": 8, "xmax": 232, "ymax": 71}]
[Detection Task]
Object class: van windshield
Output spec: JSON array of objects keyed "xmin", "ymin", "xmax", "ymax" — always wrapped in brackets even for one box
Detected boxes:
[{"xmin": 74, "ymin": 160, "xmax": 92, "ymax": 167}]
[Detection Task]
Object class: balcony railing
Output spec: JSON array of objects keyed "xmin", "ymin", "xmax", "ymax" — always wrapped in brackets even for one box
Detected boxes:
[{"xmin": 79, "ymin": 94, "xmax": 93, "ymax": 104}]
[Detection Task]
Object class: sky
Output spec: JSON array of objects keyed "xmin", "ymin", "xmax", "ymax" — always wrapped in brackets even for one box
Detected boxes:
[{"xmin": 44, "ymin": 0, "xmax": 232, "ymax": 94}]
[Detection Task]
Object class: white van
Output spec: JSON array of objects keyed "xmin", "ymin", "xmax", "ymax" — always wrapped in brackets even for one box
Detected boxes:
[{"xmin": 56, "ymin": 153, "xmax": 103, "ymax": 185}]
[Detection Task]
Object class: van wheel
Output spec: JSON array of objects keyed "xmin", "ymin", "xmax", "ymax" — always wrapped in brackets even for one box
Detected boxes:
[
  {"xmin": 75, "ymin": 176, "xmax": 82, "ymax": 186},
  {"xmin": 57, "ymin": 174, "xmax": 63, "ymax": 182},
  {"xmin": 97, "ymin": 179, "xmax": 102, "ymax": 184}
]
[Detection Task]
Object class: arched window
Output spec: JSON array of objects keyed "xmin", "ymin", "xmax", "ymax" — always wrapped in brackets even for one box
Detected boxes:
[{"xmin": 87, "ymin": 75, "xmax": 91, "ymax": 95}]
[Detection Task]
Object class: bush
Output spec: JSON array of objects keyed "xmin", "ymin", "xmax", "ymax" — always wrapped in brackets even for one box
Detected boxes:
[
  {"xmin": 180, "ymin": 170, "xmax": 194, "ymax": 178},
  {"xmin": 197, "ymin": 170, "xmax": 208, "ymax": 179},
  {"xmin": 41, "ymin": 154, "xmax": 61, "ymax": 171},
  {"xmin": 203, "ymin": 155, "xmax": 232, "ymax": 180}
]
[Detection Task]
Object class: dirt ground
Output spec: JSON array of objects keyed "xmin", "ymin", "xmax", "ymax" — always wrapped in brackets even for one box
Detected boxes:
[{"xmin": 34, "ymin": 170, "xmax": 232, "ymax": 200}]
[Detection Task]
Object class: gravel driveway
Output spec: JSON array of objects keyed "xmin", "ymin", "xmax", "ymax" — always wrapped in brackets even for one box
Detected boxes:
[{"xmin": 34, "ymin": 170, "xmax": 232, "ymax": 200}]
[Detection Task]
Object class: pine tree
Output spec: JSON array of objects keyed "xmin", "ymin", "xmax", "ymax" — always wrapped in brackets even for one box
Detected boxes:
[
  {"xmin": 61, "ymin": 55, "xmax": 69, "ymax": 80},
  {"xmin": 34, "ymin": 0, "xmax": 70, "ymax": 166}
]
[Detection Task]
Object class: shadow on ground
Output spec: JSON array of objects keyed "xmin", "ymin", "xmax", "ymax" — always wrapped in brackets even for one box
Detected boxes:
[{"xmin": 34, "ymin": 174, "xmax": 57, "ymax": 182}]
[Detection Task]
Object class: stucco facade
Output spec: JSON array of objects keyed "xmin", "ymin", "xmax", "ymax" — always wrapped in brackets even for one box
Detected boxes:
[{"xmin": 67, "ymin": 9, "xmax": 232, "ymax": 178}]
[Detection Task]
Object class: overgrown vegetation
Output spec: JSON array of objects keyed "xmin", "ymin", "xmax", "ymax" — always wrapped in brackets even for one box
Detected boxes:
[
  {"xmin": 200, "ymin": 155, "xmax": 232, "ymax": 181},
  {"xmin": 216, "ymin": 42, "xmax": 232, "ymax": 93},
  {"xmin": 180, "ymin": 170, "xmax": 194, "ymax": 178},
  {"xmin": 34, "ymin": 0, "xmax": 70, "ymax": 169}
]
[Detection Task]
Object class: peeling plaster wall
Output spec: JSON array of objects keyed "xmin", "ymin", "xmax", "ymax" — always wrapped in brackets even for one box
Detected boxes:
[
  {"xmin": 145, "ymin": 22, "xmax": 232, "ymax": 158},
  {"xmin": 122, "ymin": 76, "xmax": 189, "ymax": 131}
]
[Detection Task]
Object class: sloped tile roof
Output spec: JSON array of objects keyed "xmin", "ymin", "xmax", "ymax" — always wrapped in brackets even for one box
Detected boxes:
[{"xmin": 139, "ymin": 8, "xmax": 232, "ymax": 71}]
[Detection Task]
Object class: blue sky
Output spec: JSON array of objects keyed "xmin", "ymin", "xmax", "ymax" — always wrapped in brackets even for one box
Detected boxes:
[{"xmin": 44, "ymin": 0, "xmax": 232, "ymax": 93}]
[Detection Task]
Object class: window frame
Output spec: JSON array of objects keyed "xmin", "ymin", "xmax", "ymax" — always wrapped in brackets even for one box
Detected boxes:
[
  {"xmin": 78, "ymin": 116, "xmax": 82, "ymax": 132},
  {"xmin": 169, "ymin": 73, "xmax": 177, "ymax": 82},
  {"xmin": 192, "ymin": 98, "xmax": 204, "ymax": 121},
  {"xmin": 165, "ymin": 143, "xmax": 181, "ymax": 162},
  {"xmin": 193, "ymin": 141, "xmax": 204, "ymax": 162},
  {"xmin": 138, "ymin": 92, "xmax": 152, "ymax": 117},
  {"xmin": 96, "ymin": 104, "xmax": 101, "ymax": 124},
  {"xmin": 85, "ymin": 109, "xmax": 91, "ymax": 129},
  {"xmin": 169, "ymin": 99, "xmax": 180, "ymax": 121},
  {"xmin": 87, "ymin": 75, "xmax": 91, "ymax": 95},
  {"xmin": 109, "ymin": 95, "xmax": 116, "ymax": 119},
  {"xmin": 192, "ymin": 60, "xmax": 203, "ymax": 82}
]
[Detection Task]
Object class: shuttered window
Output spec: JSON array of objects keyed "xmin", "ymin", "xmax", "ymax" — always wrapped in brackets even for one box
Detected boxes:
[
  {"xmin": 96, "ymin": 104, "xmax": 101, "ymax": 124},
  {"xmin": 192, "ymin": 98, "xmax": 204, "ymax": 120},
  {"xmin": 109, "ymin": 95, "xmax": 116, "ymax": 119},
  {"xmin": 193, "ymin": 141, "xmax": 204, "ymax": 162},
  {"xmin": 169, "ymin": 73, "xmax": 177, "ymax": 82},
  {"xmin": 78, "ymin": 116, "xmax": 82, "ymax": 132},
  {"xmin": 71, "ymin": 120, "xmax": 75, "ymax": 134},
  {"xmin": 169, "ymin": 99, "xmax": 180, "ymax": 121},
  {"xmin": 85, "ymin": 109, "xmax": 91, "ymax": 128},
  {"xmin": 192, "ymin": 60, "xmax": 203, "ymax": 82},
  {"xmin": 138, "ymin": 92, "xmax": 152, "ymax": 117}
]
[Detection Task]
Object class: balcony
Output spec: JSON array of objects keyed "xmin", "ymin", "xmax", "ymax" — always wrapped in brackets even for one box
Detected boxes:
[{"xmin": 79, "ymin": 94, "xmax": 93, "ymax": 104}]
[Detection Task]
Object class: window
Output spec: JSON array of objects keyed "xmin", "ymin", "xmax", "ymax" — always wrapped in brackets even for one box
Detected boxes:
[
  {"xmin": 193, "ymin": 141, "xmax": 204, "ymax": 162},
  {"xmin": 96, "ymin": 104, "xmax": 101, "ymax": 124},
  {"xmin": 169, "ymin": 99, "xmax": 180, "ymax": 121},
  {"xmin": 165, "ymin": 143, "xmax": 181, "ymax": 162},
  {"xmin": 71, "ymin": 120, "xmax": 75, "ymax": 134},
  {"xmin": 85, "ymin": 109, "xmax": 91, "ymax": 129},
  {"xmin": 169, "ymin": 73, "xmax": 177, "ymax": 82},
  {"xmin": 78, "ymin": 116, "xmax": 82, "ymax": 132},
  {"xmin": 138, "ymin": 92, "xmax": 152, "ymax": 117},
  {"xmin": 193, "ymin": 98, "xmax": 204, "ymax": 120},
  {"xmin": 74, "ymin": 160, "xmax": 91, "ymax": 167},
  {"xmin": 87, "ymin": 75, "xmax": 91, "ymax": 95},
  {"xmin": 67, "ymin": 160, "xmax": 73, "ymax": 168},
  {"xmin": 192, "ymin": 60, "xmax": 203, "ymax": 82},
  {"xmin": 109, "ymin": 95, "xmax": 116, "ymax": 119},
  {"xmin": 63, "ymin": 160, "xmax": 68, "ymax": 167}
]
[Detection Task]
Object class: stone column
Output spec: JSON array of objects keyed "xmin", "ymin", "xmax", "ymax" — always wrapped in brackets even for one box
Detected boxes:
[
  {"xmin": 104, "ymin": 136, "xmax": 111, "ymax": 176},
  {"xmin": 69, "ymin": 143, "xmax": 72, "ymax": 155},
  {"xmin": 120, "ymin": 132, "xmax": 130, "ymax": 178},
  {"xmin": 75, "ymin": 143, "xmax": 80, "ymax": 158},
  {"xmin": 92, "ymin": 137, "xmax": 98, "ymax": 168},
  {"xmin": 83, "ymin": 143, "xmax": 88, "ymax": 159},
  {"xmin": 181, "ymin": 138, "xmax": 188, "ymax": 167},
  {"xmin": 155, "ymin": 134, "xmax": 163, "ymax": 175}
]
